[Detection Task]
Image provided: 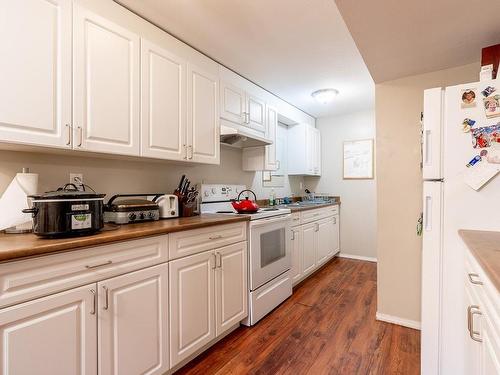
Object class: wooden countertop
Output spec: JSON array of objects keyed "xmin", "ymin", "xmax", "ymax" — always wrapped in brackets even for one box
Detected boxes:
[
  {"xmin": 459, "ymin": 230, "xmax": 500, "ymax": 292},
  {"xmin": 0, "ymin": 214, "xmax": 249, "ymax": 263}
]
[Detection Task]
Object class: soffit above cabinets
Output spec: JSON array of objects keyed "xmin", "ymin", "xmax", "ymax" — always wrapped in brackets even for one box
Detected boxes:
[
  {"xmin": 115, "ymin": 0, "xmax": 374, "ymax": 118},
  {"xmin": 335, "ymin": 0, "xmax": 500, "ymax": 83}
]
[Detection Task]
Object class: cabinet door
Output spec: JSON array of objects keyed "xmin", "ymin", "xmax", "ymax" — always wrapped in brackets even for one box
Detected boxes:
[
  {"xmin": 302, "ymin": 223, "xmax": 317, "ymax": 276},
  {"xmin": 169, "ymin": 251, "xmax": 216, "ymax": 367},
  {"xmin": 74, "ymin": 4, "xmax": 140, "ymax": 156},
  {"xmin": 220, "ymin": 81, "xmax": 245, "ymax": 124},
  {"xmin": 332, "ymin": 215, "xmax": 340, "ymax": 255},
  {"xmin": 314, "ymin": 128, "xmax": 321, "ymax": 175},
  {"xmin": 0, "ymin": 284, "xmax": 97, "ymax": 375},
  {"xmin": 306, "ymin": 126, "xmax": 315, "ymax": 175},
  {"xmin": 98, "ymin": 264, "xmax": 169, "ymax": 375},
  {"xmin": 480, "ymin": 315, "xmax": 500, "ymax": 375},
  {"xmin": 187, "ymin": 63, "xmax": 220, "ymax": 164},
  {"xmin": 291, "ymin": 227, "xmax": 303, "ymax": 285},
  {"xmin": 215, "ymin": 242, "xmax": 248, "ymax": 336},
  {"xmin": 0, "ymin": 0, "xmax": 71, "ymax": 148},
  {"xmin": 316, "ymin": 218, "xmax": 334, "ymax": 266},
  {"xmin": 464, "ymin": 286, "xmax": 481, "ymax": 375},
  {"xmin": 247, "ymin": 94, "xmax": 266, "ymax": 134},
  {"xmin": 141, "ymin": 39, "xmax": 187, "ymax": 161},
  {"xmin": 265, "ymin": 106, "xmax": 278, "ymax": 171}
]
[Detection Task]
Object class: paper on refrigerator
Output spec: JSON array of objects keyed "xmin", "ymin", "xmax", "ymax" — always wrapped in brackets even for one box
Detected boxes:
[{"xmin": 463, "ymin": 161, "xmax": 500, "ymax": 191}]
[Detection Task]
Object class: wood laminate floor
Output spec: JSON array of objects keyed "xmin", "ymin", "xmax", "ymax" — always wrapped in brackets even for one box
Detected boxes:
[{"xmin": 175, "ymin": 257, "xmax": 421, "ymax": 375}]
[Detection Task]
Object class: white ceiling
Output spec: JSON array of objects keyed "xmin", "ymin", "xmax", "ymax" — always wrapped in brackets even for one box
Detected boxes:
[
  {"xmin": 116, "ymin": 0, "xmax": 375, "ymax": 119},
  {"xmin": 335, "ymin": 0, "xmax": 500, "ymax": 83}
]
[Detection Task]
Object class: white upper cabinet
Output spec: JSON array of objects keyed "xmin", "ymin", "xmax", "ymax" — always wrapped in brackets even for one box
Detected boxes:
[
  {"xmin": 73, "ymin": 4, "xmax": 140, "ymax": 156},
  {"xmin": 265, "ymin": 106, "xmax": 278, "ymax": 170},
  {"xmin": 0, "ymin": 0, "xmax": 72, "ymax": 148},
  {"xmin": 220, "ymin": 81, "xmax": 246, "ymax": 124},
  {"xmin": 141, "ymin": 39, "xmax": 186, "ymax": 161},
  {"xmin": 247, "ymin": 93, "xmax": 267, "ymax": 133},
  {"xmin": 0, "ymin": 284, "xmax": 97, "ymax": 375},
  {"xmin": 187, "ymin": 61, "xmax": 220, "ymax": 164},
  {"xmin": 288, "ymin": 123, "xmax": 321, "ymax": 176},
  {"xmin": 219, "ymin": 66, "xmax": 267, "ymax": 136}
]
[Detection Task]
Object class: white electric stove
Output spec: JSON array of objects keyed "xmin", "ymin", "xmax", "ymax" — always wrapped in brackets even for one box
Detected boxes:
[{"xmin": 200, "ymin": 184, "xmax": 293, "ymax": 326}]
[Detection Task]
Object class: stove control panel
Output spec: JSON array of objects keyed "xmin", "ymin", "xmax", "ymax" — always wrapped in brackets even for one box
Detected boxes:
[{"xmin": 201, "ymin": 184, "xmax": 247, "ymax": 202}]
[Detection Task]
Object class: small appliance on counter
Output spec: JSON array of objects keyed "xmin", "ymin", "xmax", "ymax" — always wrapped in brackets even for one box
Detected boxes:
[
  {"xmin": 22, "ymin": 183, "xmax": 105, "ymax": 238},
  {"xmin": 156, "ymin": 194, "xmax": 179, "ymax": 219},
  {"xmin": 104, "ymin": 194, "xmax": 163, "ymax": 224}
]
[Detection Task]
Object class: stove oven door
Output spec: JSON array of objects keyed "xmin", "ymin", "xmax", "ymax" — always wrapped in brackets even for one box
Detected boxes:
[{"xmin": 249, "ymin": 214, "xmax": 291, "ymax": 291}]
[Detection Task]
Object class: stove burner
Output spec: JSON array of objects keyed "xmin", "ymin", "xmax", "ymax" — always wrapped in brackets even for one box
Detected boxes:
[{"xmin": 216, "ymin": 211, "xmax": 235, "ymax": 213}]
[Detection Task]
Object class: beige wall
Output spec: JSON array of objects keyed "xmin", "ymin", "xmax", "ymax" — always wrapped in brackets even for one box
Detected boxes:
[
  {"xmin": 376, "ymin": 62, "xmax": 480, "ymax": 323},
  {"xmin": 0, "ymin": 147, "xmax": 303, "ymax": 201},
  {"xmin": 305, "ymin": 109, "xmax": 377, "ymax": 259}
]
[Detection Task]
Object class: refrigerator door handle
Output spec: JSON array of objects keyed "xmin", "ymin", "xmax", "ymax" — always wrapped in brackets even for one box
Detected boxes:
[
  {"xmin": 424, "ymin": 195, "xmax": 432, "ymax": 231},
  {"xmin": 424, "ymin": 130, "xmax": 432, "ymax": 167}
]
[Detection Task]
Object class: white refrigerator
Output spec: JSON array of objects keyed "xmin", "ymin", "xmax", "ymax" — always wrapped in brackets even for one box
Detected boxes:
[{"xmin": 421, "ymin": 78, "xmax": 500, "ymax": 375}]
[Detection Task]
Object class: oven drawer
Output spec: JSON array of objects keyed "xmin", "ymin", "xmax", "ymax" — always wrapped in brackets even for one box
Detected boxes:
[
  {"xmin": 0, "ymin": 236, "xmax": 168, "ymax": 308},
  {"xmin": 169, "ymin": 222, "xmax": 247, "ymax": 260},
  {"xmin": 301, "ymin": 205, "xmax": 338, "ymax": 224}
]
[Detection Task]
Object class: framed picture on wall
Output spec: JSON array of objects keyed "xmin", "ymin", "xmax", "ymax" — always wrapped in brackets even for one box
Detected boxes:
[{"xmin": 343, "ymin": 139, "xmax": 374, "ymax": 179}]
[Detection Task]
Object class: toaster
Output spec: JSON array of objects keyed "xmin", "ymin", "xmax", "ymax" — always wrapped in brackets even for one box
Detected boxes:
[{"xmin": 155, "ymin": 194, "xmax": 179, "ymax": 219}]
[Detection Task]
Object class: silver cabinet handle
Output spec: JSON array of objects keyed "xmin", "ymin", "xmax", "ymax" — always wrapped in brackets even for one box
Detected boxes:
[
  {"xmin": 211, "ymin": 253, "xmax": 217, "ymax": 269},
  {"xmin": 65, "ymin": 124, "xmax": 72, "ymax": 146},
  {"xmin": 183, "ymin": 144, "xmax": 187, "ymax": 160},
  {"xmin": 188, "ymin": 145, "xmax": 193, "ymax": 160},
  {"xmin": 216, "ymin": 252, "xmax": 222, "ymax": 268},
  {"xmin": 85, "ymin": 260, "xmax": 112, "ymax": 269},
  {"xmin": 291, "ymin": 230, "xmax": 295, "ymax": 241},
  {"xmin": 315, "ymin": 223, "xmax": 319, "ymax": 232},
  {"xmin": 333, "ymin": 217, "xmax": 337, "ymax": 224},
  {"xmin": 77, "ymin": 126, "xmax": 83, "ymax": 147},
  {"xmin": 209, "ymin": 234, "xmax": 222, "ymax": 240},
  {"xmin": 90, "ymin": 289, "xmax": 96, "ymax": 315},
  {"xmin": 468, "ymin": 273, "xmax": 483, "ymax": 285},
  {"xmin": 103, "ymin": 286, "xmax": 109, "ymax": 310},
  {"xmin": 467, "ymin": 305, "xmax": 482, "ymax": 342}
]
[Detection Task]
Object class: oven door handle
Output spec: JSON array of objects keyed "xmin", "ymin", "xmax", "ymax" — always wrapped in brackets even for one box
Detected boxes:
[{"xmin": 249, "ymin": 214, "xmax": 291, "ymax": 227}]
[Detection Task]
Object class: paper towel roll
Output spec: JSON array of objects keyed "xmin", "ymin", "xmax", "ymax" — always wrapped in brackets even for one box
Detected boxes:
[{"xmin": 0, "ymin": 173, "xmax": 38, "ymax": 231}]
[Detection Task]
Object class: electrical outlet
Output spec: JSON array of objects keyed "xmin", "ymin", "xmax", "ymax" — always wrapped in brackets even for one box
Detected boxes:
[{"xmin": 70, "ymin": 173, "xmax": 84, "ymax": 191}]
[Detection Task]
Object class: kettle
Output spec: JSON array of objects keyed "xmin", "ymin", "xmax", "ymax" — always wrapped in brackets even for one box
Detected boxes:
[
  {"xmin": 155, "ymin": 194, "xmax": 179, "ymax": 218},
  {"xmin": 231, "ymin": 190, "xmax": 259, "ymax": 213}
]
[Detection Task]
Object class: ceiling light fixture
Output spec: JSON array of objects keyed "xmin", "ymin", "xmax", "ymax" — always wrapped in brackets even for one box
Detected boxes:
[{"xmin": 311, "ymin": 88, "xmax": 339, "ymax": 104}]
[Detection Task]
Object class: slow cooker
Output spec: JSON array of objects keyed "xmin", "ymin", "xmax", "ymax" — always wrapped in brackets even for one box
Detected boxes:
[{"xmin": 23, "ymin": 183, "xmax": 105, "ymax": 237}]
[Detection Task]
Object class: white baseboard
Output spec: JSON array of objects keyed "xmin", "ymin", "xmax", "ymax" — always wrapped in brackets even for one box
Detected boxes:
[
  {"xmin": 376, "ymin": 312, "xmax": 421, "ymax": 330},
  {"xmin": 338, "ymin": 253, "xmax": 377, "ymax": 262}
]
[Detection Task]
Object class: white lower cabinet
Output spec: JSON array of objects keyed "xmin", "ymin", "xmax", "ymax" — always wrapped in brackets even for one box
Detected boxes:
[
  {"xmin": 169, "ymin": 241, "xmax": 247, "ymax": 367},
  {"xmin": 169, "ymin": 250, "xmax": 216, "ymax": 367},
  {"xmin": 98, "ymin": 263, "xmax": 169, "ymax": 375},
  {"xmin": 215, "ymin": 242, "xmax": 248, "ymax": 336},
  {"xmin": 0, "ymin": 284, "xmax": 97, "ymax": 375},
  {"xmin": 464, "ymin": 249, "xmax": 500, "ymax": 375},
  {"xmin": 291, "ymin": 208, "xmax": 340, "ymax": 286},
  {"xmin": 290, "ymin": 227, "xmax": 303, "ymax": 285},
  {"xmin": 302, "ymin": 223, "xmax": 317, "ymax": 278}
]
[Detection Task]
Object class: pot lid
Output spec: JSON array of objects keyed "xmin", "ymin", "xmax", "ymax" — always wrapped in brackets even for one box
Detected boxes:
[{"xmin": 30, "ymin": 183, "xmax": 105, "ymax": 200}]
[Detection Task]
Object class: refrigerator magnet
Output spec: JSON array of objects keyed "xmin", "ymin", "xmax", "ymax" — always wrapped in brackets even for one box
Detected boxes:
[
  {"xmin": 462, "ymin": 118, "xmax": 476, "ymax": 132},
  {"xmin": 483, "ymin": 96, "xmax": 500, "ymax": 118},
  {"xmin": 466, "ymin": 155, "xmax": 481, "ymax": 167},
  {"xmin": 471, "ymin": 124, "xmax": 500, "ymax": 148},
  {"xmin": 461, "ymin": 89, "xmax": 477, "ymax": 108},
  {"xmin": 482, "ymin": 86, "xmax": 496, "ymax": 97}
]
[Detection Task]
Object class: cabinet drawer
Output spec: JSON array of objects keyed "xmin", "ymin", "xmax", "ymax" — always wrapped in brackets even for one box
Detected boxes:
[
  {"xmin": 169, "ymin": 222, "xmax": 247, "ymax": 260},
  {"xmin": 0, "ymin": 236, "xmax": 168, "ymax": 308},
  {"xmin": 301, "ymin": 206, "xmax": 338, "ymax": 224},
  {"xmin": 291, "ymin": 212, "xmax": 301, "ymax": 227}
]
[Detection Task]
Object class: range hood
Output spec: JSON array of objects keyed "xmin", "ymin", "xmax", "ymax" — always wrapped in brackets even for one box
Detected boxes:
[{"xmin": 220, "ymin": 124, "xmax": 272, "ymax": 148}]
